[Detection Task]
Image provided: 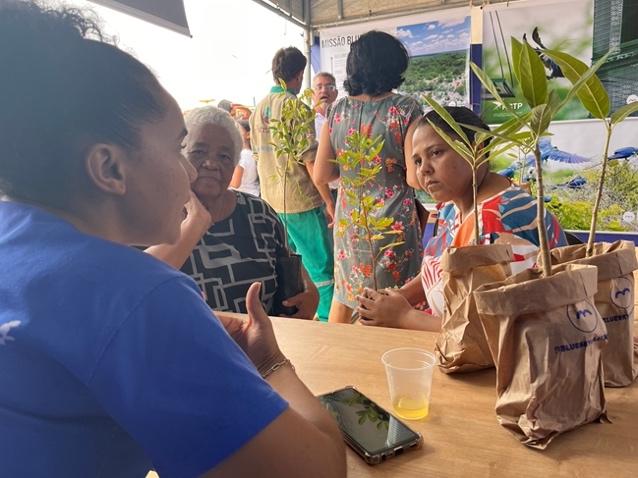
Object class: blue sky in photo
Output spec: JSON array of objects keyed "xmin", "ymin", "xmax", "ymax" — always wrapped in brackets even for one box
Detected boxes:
[{"xmin": 397, "ymin": 16, "xmax": 471, "ymax": 56}]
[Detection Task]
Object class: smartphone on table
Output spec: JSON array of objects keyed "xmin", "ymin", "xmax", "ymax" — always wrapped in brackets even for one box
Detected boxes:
[{"xmin": 318, "ymin": 386, "xmax": 422, "ymax": 465}]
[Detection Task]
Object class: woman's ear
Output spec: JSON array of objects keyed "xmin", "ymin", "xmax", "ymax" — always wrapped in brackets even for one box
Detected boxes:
[{"xmin": 84, "ymin": 144, "xmax": 128, "ymax": 195}]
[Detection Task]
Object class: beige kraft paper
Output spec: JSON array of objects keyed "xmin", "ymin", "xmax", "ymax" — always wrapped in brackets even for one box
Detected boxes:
[
  {"xmin": 474, "ymin": 264, "xmax": 608, "ymax": 449},
  {"xmin": 436, "ymin": 244, "xmax": 513, "ymax": 373},
  {"xmin": 548, "ymin": 241, "xmax": 638, "ymax": 387}
]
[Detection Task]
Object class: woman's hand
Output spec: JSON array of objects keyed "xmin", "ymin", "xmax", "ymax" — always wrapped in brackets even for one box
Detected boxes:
[
  {"xmin": 324, "ymin": 201, "xmax": 335, "ymax": 228},
  {"xmin": 217, "ymin": 282, "xmax": 285, "ymax": 374},
  {"xmin": 278, "ymin": 265, "xmax": 319, "ymax": 320},
  {"xmin": 355, "ymin": 288, "xmax": 413, "ymax": 328},
  {"xmin": 282, "ymin": 283, "xmax": 319, "ymax": 320},
  {"xmin": 183, "ymin": 190, "xmax": 213, "ymax": 236},
  {"xmin": 145, "ymin": 191, "xmax": 212, "ymax": 269},
  {"xmin": 356, "ymin": 287, "xmax": 441, "ymax": 331}
]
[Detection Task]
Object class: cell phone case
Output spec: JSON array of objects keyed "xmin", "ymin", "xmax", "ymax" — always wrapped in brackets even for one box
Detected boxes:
[{"xmin": 319, "ymin": 386, "xmax": 422, "ymax": 465}]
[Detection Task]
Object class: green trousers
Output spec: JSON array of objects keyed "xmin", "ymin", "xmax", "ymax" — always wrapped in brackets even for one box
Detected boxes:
[{"xmin": 278, "ymin": 207, "xmax": 334, "ymax": 321}]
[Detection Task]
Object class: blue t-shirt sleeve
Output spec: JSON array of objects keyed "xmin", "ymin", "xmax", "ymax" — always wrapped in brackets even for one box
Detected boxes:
[{"xmin": 88, "ymin": 277, "xmax": 288, "ymax": 478}]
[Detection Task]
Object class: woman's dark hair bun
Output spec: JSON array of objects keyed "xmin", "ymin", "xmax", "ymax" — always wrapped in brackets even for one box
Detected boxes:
[{"xmin": 0, "ymin": 0, "xmax": 165, "ymax": 206}]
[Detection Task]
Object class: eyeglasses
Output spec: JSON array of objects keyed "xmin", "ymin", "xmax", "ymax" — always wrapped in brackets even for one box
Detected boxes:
[{"xmin": 315, "ymin": 84, "xmax": 336, "ymax": 92}]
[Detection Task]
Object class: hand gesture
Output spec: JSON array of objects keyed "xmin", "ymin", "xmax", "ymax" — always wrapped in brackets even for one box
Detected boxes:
[{"xmin": 217, "ymin": 282, "xmax": 285, "ymax": 374}]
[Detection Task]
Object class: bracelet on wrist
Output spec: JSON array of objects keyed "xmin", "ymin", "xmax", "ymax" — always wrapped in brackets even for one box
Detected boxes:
[{"xmin": 260, "ymin": 358, "xmax": 294, "ymax": 379}]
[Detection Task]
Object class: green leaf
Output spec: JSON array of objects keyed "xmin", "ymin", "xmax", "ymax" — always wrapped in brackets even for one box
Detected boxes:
[
  {"xmin": 547, "ymin": 89, "xmax": 561, "ymax": 111},
  {"xmin": 362, "ymin": 196, "xmax": 375, "ymax": 208},
  {"xmin": 453, "ymin": 139, "xmax": 474, "ymax": 159},
  {"xmin": 370, "ymin": 142, "xmax": 384, "ymax": 159},
  {"xmin": 611, "ymin": 101, "xmax": 638, "ymax": 125},
  {"xmin": 460, "ymin": 122, "xmax": 528, "ymax": 149},
  {"xmin": 361, "ymin": 166, "xmax": 383, "ymax": 176},
  {"xmin": 470, "ymin": 62, "xmax": 506, "ymax": 107},
  {"xmin": 426, "ymin": 119, "xmax": 472, "ymax": 162},
  {"xmin": 422, "ymin": 95, "xmax": 470, "ymax": 145},
  {"xmin": 511, "ymin": 37, "xmax": 548, "ymax": 107},
  {"xmin": 475, "ymin": 132, "xmax": 489, "ymax": 147},
  {"xmin": 529, "ymin": 104, "xmax": 552, "ymax": 139},
  {"xmin": 543, "ymin": 49, "xmax": 610, "ymax": 119},
  {"xmin": 488, "ymin": 144, "xmax": 518, "ymax": 161},
  {"xmin": 375, "ymin": 217, "xmax": 394, "ymax": 228}
]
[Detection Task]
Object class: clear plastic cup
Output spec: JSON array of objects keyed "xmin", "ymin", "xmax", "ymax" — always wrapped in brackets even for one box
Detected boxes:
[{"xmin": 381, "ymin": 348, "xmax": 435, "ymax": 421}]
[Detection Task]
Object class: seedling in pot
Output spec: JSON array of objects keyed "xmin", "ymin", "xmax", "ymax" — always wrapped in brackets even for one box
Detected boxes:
[{"xmin": 334, "ymin": 131, "xmax": 405, "ymax": 323}]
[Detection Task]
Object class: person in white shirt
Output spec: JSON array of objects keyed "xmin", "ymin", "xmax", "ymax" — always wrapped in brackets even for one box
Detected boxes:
[
  {"xmin": 229, "ymin": 119, "xmax": 260, "ymax": 196},
  {"xmin": 312, "ymin": 73, "xmax": 339, "ymax": 198}
]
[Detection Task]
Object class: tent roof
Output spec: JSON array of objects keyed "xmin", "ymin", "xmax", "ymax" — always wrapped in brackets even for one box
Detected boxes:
[
  {"xmin": 87, "ymin": 1, "xmax": 514, "ymax": 36},
  {"xmin": 252, "ymin": 0, "xmax": 513, "ymax": 30}
]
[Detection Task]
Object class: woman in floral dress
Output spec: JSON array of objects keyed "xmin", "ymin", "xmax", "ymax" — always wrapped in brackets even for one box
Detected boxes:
[{"xmin": 314, "ymin": 30, "xmax": 423, "ymax": 323}]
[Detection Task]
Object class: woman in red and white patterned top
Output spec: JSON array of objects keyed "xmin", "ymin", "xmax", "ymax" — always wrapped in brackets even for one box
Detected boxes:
[{"xmin": 355, "ymin": 107, "xmax": 566, "ymax": 331}]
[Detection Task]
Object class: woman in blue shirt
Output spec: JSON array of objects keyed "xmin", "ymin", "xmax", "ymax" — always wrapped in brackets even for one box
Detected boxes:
[{"xmin": 0, "ymin": 2, "xmax": 344, "ymax": 477}]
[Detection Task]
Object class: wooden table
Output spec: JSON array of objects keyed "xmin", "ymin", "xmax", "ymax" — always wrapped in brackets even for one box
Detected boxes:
[
  {"xmin": 271, "ymin": 318, "xmax": 638, "ymax": 478},
  {"xmin": 147, "ymin": 317, "xmax": 637, "ymax": 477}
]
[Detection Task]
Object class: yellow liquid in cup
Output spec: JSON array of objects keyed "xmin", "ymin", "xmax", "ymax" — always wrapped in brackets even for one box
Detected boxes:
[{"xmin": 393, "ymin": 396, "xmax": 429, "ymax": 420}]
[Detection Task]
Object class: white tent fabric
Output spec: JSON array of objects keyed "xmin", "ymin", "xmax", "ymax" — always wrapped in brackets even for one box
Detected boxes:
[{"xmin": 89, "ymin": 0, "xmax": 190, "ymax": 36}]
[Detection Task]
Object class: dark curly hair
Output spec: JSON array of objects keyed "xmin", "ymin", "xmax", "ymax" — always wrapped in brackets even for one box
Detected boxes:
[
  {"xmin": 343, "ymin": 31, "xmax": 409, "ymax": 96},
  {"xmin": 0, "ymin": 0, "xmax": 165, "ymax": 207},
  {"xmin": 417, "ymin": 106, "xmax": 492, "ymax": 151},
  {"xmin": 271, "ymin": 46, "xmax": 306, "ymax": 83}
]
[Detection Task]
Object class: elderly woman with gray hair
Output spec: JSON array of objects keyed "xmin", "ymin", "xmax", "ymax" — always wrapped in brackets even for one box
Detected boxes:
[{"xmin": 147, "ymin": 106, "xmax": 318, "ymax": 318}]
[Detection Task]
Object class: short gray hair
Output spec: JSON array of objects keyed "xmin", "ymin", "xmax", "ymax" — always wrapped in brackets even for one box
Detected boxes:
[
  {"xmin": 312, "ymin": 71, "xmax": 336, "ymax": 84},
  {"xmin": 183, "ymin": 106, "xmax": 243, "ymax": 166}
]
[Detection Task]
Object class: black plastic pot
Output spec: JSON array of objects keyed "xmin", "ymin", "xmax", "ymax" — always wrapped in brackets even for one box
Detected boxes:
[{"xmin": 273, "ymin": 252, "xmax": 305, "ymax": 316}]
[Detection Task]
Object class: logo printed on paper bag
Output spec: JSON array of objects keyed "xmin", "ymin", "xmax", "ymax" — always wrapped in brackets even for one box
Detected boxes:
[
  {"xmin": 610, "ymin": 277, "xmax": 633, "ymax": 310},
  {"xmin": 566, "ymin": 300, "xmax": 599, "ymax": 333}
]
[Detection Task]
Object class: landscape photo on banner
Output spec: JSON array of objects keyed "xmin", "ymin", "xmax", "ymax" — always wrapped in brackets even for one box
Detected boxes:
[{"xmin": 318, "ymin": 7, "xmax": 471, "ymax": 108}]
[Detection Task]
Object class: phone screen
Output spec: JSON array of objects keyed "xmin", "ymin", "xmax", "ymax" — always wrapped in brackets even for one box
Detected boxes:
[{"xmin": 318, "ymin": 387, "xmax": 420, "ymax": 455}]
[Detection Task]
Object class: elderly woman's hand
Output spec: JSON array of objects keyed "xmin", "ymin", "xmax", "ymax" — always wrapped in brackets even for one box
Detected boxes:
[{"xmin": 281, "ymin": 271, "xmax": 319, "ymax": 320}]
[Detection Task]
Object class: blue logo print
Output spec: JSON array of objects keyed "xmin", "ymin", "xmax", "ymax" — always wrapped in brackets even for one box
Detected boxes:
[
  {"xmin": 575, "ymin": 309, "xmax": 592, "ymax": 320},
  {"xmin": 611, "ymin": 278, "xmax": 633, "ymax": 310},
  {"xmin": 614, "ymin": 288, "xmax": 630, "ymax": 298},
  {"xmin": 567, "ymin": 302, "xmax": 599, "ymax": 333}
]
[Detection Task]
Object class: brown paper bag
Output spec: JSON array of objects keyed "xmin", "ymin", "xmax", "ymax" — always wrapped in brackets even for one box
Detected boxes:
[
  {"xmin": 435, "ymin": 244, "xmax": 513, "ymax": 373},
  {"xmin": 474, "ymin": 264, "xmax": 608, "ymax": 449},
  {"xmin": 548, "ymin": 241, "xmax": 638, "ymax": 387}
]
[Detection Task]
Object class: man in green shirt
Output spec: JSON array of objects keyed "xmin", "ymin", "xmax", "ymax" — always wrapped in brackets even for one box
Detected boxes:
[{"xmin": 250, "ymin": 47, "xmax": 335, "ymax": 321}]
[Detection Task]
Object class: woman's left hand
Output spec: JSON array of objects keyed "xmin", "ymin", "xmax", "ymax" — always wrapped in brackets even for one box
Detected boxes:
[
  {"xmin": 355, "ymin": 288, "xmax": 413, "ymax": 328},
  {"xmin": 282, "ymin": 282, "xmax": 319, "ymax": 320}
]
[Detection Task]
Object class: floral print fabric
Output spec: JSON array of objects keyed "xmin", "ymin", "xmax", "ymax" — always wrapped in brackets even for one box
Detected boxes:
[{"xmin": 328, "ymin": 94, "xmax": 423, "ymax": 307}]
